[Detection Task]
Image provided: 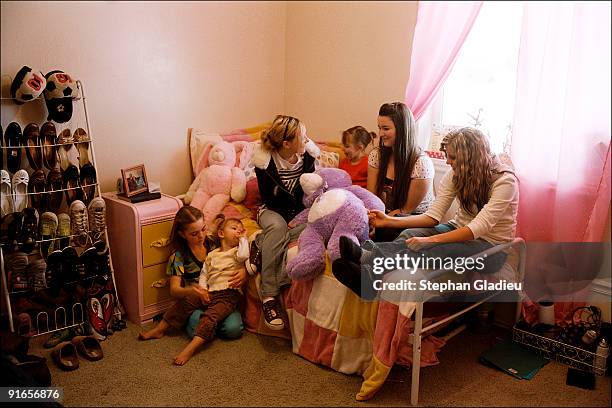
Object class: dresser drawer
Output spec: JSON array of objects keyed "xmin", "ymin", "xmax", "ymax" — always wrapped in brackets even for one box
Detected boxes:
[
  {"xmin": 141, "ymin": 221, "xmax": 174, "ymax": 267},
  {"xmin": 142, "ymin": 263, "xmax": 172, "ymax": 307}
]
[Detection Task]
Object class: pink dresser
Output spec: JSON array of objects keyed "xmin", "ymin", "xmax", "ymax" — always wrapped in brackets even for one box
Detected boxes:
[{"xmin": 103, "ymin": 192, "xmax": 183, "ymax": 324}]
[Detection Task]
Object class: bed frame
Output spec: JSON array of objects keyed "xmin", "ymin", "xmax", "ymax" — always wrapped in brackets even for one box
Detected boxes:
[{"xmin": 408, "ymin": 237, "xmax": 526, "ymax": 405}]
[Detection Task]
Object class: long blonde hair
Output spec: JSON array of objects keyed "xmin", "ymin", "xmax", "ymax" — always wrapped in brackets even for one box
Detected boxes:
[
  {"xmin": 440, "ymin": 127, "xmax": 495, "ymax": 215},
  {"xmin": 261, "ymin": 115, "xmax": 305, "ymax": 151}
]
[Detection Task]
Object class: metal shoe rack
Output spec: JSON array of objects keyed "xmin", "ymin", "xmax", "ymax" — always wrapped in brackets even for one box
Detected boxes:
[{"xmin": 1, "ymin": 78, "xmax": 122, "ymax": 337}]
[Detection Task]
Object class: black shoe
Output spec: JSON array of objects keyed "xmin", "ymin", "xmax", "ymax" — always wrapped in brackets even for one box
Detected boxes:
[
  {"xmin": 246, "ymin": 236, "xmax": 262, "ymax": 275},
  {"xmin": 339, "ymin": 236, "xmax": 362, "ymax": 261},
  {"xmin": 62, "ymin": 246, "xmax": 79, "ymax": 285},
  {"xmin": 332, "ymin": 258, "xmax": 377, "ymax": 301},
  {"xmin": 262, "ymin": 298, "xmax": 284, "ymax": 330},
  {"xmin": 2, "ymin": 212, "xmax": 23, "ymax": 251},
  {"xmin": 78, "ymin": 246, "xmax": 97, "ymax": 281},
  {"xmin": 5, "ymin": 122, "xmax": 23, "ymax": 174},
  {"xmin": 20, "ymin": 208, "xmax": 39, "ymax": 253},
  {"xmin": 46, "ymin": 250, "xmax": 64, "ymax": 289}
]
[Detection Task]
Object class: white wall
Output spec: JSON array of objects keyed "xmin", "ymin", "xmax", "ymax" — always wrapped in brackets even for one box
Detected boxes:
[
  {"xmin": 1, "ymin": 1, "xmax": 286, "ymax": 196},
  {"xmin": 284, "ymin": 1, "xmax": 418, "ymax": 142}
]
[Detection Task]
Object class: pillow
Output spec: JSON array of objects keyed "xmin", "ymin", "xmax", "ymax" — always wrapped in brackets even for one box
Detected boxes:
[{"xmin": 188, "ymin": 128, "xmax": 222, "ymax": 177}]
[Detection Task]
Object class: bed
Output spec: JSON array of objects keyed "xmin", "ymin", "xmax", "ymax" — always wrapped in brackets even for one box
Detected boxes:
[{"xmin": 184, "ymin": 125, "xmax": 526, "ymax": 405}]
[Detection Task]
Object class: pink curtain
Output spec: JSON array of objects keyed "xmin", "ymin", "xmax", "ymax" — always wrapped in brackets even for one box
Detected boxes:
[
  {"xmin": 511, "ymin": 2, "xmax": 611, "ymax": 325},
  {"xmin": 511, "ymin": 2, "xmax": 611, "ymax": 243},
  {"xmin": 404, "ymin": 1, "xmax": 483, "ymax": 120}
]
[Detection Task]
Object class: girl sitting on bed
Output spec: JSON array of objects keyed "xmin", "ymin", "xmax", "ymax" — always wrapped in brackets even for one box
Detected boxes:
[
  {"xmin": 339, "ymin": 125, "xmax": 377, "ymax": 188},
  {"xmin": 367, "ymin": 102, "xmax": 435, "ymax": 241},
  {"xmin": 332, "ymin": 127, "xmax": 519, "ymax": 299},
  {"xmin": 250, "ymin": 115, "xmax": 320, "ymax": 330}
]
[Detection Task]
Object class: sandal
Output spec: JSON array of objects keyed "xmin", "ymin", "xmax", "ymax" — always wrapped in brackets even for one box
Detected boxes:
[
  {"xmin": 71, "ymin": 335, "xmax": 103, "ymax": 361},
  {"xmin": 51, "ymin": 341, "xmax": 79, "ymax": 371},
  {"xmin": 43, "ymin": 328, "xmax": 74, "ymax": 349}
]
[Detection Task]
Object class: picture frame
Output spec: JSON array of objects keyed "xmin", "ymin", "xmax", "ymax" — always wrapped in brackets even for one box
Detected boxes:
[{"xmin": 121, "ymin": 164, "xmax": 149, "ymax": 197}]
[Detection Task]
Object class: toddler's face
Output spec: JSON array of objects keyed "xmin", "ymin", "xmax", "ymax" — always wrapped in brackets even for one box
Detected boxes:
[
  {"xmin": 220, "ymin": 220, "xmax": 245, "ymax": 246},
  {"xmin": 342, "ymin": 136, "xmax": 365, "ymax": 162}
]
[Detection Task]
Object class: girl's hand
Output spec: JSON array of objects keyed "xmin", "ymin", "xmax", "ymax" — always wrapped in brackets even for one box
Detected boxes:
[
  {"xmin": 192, "ymin": 286, "xmax": 210, "ymax": 303},
  {"xmin": 387, "ymin": 209, "xmax": 401, "ymax": 217},
  {"xmin": 368, "ymin": 210, "xmax": 391, "ymax": 228},
  {"xmin": 287, "ymin": 220, "xmax": 295, "ymax": 229},
  {"xmin": 228, "ymin": 266, "xmax": 248, "ymax": 288},
  {"xmin": 405, "ymin": 236, "xmax": 435, "ymax": 251}
]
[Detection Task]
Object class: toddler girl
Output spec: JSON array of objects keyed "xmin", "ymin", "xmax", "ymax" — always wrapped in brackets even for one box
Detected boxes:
[{"xmin": 339, "ymin": 126, "xmax": 376, "ymax": 188}]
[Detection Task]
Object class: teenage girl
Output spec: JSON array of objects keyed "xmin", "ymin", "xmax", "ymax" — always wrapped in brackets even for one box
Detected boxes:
[
  {"xmin": 367, "ymin": 102, "xmax": 435, "ymax": 240},
  {"xmin": 251, "ymin": 115, "xmax": 320, "ymax": 330}
]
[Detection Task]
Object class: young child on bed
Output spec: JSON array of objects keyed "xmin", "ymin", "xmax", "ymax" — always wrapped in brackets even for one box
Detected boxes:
[
  {"xmin": 139, "ymin": 211, "xmax": 250, "ymax": 366},
  {"xmin": 339, "ymin": 125, "xmax": 377, "ymax": 188}
]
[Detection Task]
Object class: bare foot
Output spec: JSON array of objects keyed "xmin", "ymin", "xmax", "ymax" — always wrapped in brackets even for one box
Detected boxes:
[
  {"xmin": 138, "ymin": 320, "xmax": 169, "ymax": 341},
  {"xmin": 173, "ymin": 337, "xmax": 205, "ymax": 366}
]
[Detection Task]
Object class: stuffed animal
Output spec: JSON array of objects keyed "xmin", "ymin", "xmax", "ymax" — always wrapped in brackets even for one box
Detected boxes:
[
  {"xmin": 286, "ymin": 168, "xmax": 385, "ymax": 280},
  {"xmin": 184, "ymin": 140, "xmax": 252, "ymax": 229}
]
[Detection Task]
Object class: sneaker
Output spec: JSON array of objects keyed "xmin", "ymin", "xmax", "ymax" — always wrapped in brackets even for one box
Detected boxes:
[
  {"xmin": 87, "ymin": 297, "xmax": 107, "ymax": 340},
  {"xmin": 12, "ymin": 169, "xmax": 29, "ymax": 213},
  {"xmin": 56, "ymin": 212, "xmax": 71, "ymax": 250},
  {"xmin": 26, "ymin": 258, "xmax": 47, "ymax": 292},
  {"xmin": 262, "ymin": 298, "xmax": 284, "ymax": 330},
  {"xmin": 5, "ymin": 251, "xmax": 29, "ymax": 291},
  {"xmin": 39, "ymin": 212, "xmax": 58, "ymax": 258},
  {"xmin": 87, "ymin": 197, "xmax": 106, "ymax": 241},
  {"xmin": 1, "ymin": 170, "xmax": 14, "ymax": 218},
  {"xmin": 246, "ymin": 232, "xmax": 262, "ymax": 275},
  {"xmin": 20, "ymin": 207, "xmax": 39, "ymax": 252},
  {"xmin": 70, "ymin": 200, "xmax": 89, "ymax": 247}
]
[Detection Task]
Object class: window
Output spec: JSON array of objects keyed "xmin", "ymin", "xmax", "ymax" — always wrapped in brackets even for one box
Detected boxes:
[{"xmin": 421, "ymin": 2, "xmax": 523, "ymax": 154}]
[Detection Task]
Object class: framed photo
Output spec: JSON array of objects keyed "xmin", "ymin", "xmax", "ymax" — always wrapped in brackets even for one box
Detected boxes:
[{"xmin": 121, "ymin": 164, "xmax": 149, "ymax": 197}]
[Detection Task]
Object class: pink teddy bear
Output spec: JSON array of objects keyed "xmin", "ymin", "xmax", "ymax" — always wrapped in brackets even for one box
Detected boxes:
[{"xmin": 184, "ymin": 140, "xmax": 252, "ymax": 229}]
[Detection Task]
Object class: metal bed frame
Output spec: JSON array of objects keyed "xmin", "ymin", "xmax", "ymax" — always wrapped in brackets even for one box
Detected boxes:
[{"xmin": 407, "ymin": 237, "xmax": 526, "ymax": 405}]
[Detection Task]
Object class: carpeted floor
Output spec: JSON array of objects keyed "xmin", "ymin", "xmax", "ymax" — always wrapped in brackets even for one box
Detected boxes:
[{"xmin": 32, "ymin": 322, "xmax": 611, "ymax": 407}]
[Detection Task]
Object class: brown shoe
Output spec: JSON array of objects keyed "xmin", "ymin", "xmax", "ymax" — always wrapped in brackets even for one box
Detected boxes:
[
  {"xmin": 24, "ymin": 123, "xmax": 42, "ymax": 170},
  {"xmin": 41, "ymin": 121, "xmax": 58, "ymax": 170},
  {"xmin": 71, "ymin": 335, "xmax": 103, "ymax": 361},
  {"xmin": 28, "ymin": 169, "xmax": 47, "ymax": 212},
  {"xmin": 51, "ymin": 341, "xmax": 79, "ymax": 371},
  {"xmin": 46, "ymin": 167, "xmax": 64, "ymax": 213},
  {"xmin": 73, "ymin": 128, "xmax": 92, "ymax": 167}
]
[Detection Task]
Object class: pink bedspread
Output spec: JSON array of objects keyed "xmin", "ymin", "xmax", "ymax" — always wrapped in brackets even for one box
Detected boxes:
[{"xmin": 243, "ymin": 249, "xmax": 445, "ymax": 401}]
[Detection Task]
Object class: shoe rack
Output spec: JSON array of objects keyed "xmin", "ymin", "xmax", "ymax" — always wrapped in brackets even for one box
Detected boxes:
[{"xmin": 1, "ymin": 78, "xmax": 123, "ymax": 337}]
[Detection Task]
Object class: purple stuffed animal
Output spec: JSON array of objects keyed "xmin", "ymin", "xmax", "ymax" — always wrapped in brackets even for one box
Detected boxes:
[{"xmin": 286, "ymin": 168, "xmax": 385, "ymax": 280}]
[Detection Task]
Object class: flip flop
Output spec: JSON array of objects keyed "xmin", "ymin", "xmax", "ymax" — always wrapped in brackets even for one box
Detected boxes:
[
  {"xmin": 51, "ymin": 341, "xmax": 79, "ymax": 371},
  {"xmin": 71, "ymin": 335, "xmax": 103, "ymax": 361}
]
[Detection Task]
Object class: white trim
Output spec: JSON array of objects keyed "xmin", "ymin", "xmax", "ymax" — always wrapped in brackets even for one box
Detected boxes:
[{"xmin": 591, "ymin": 278, "xmax": 612, "ymax": 297}]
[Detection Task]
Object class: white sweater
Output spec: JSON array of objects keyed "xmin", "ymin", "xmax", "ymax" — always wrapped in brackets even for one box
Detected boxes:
[
  {"xmin": 424, "ymin": 168, "xmax": 519, "ymax": 244},
  {"xmin": 199, "ymin": 237, "xmax": 250, "ymax": 292}
]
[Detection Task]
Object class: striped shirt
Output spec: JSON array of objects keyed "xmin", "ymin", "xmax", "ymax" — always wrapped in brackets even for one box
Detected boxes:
[{"xmin": 272, "ymin": 151, "xmax": 304, "ymax": 195}]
